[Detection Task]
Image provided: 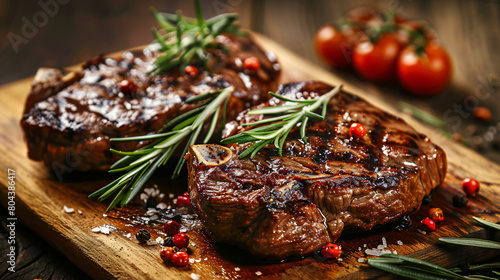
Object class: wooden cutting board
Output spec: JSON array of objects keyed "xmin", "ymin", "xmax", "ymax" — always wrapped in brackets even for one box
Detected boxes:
[{"xmin": 1, "ymin": 32, "xmax": 500, "ymax": 280}]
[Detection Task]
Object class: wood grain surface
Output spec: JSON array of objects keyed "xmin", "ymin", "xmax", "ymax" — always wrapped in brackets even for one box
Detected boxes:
[{"xmin": 0, "ymin": 32, "xmax": 500, "ymax": 279}]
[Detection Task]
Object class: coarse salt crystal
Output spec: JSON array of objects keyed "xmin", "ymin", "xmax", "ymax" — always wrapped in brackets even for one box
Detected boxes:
[
  {"xmin": 235, "ymin": 267, "xmax": 240, "ymax": 271},
  {"xmin": 377, "ymin": 244, "xmax": 384, "ymax": 250},
  {"xmin": 189, "ymin": 258, "xmax": 195, "ymax": 264},
  {"xmin": 382, "ymin": 237, "xmax": 387, "ymax": 248},
  {"xmin": 397, "ymin": 240, "xmax": 403, "ymax": 246},
  {"xmin": 358, "ymin": 247, "xmax": 361, "ymax": 251},
  {"xmin": 63, "ymin": 206, "xmax": 75, "ymax": 214},
  {"xmin": 102, "ymin": 214, "xmax": 107, "ymax": 217},
  {"xmin": 190, "ymin": 273, "xmax": 200, "ymax": 280},
  {"xmin": 125, "ymin": 233, "xmax": 131, "ymax": 238},
  {"xmin": 418, "ymin": 229, "xmax": 427, "ymax": 235},
  {"xmin": 393, "ymin": 250, "xmax": 398, "ymax": 254},
  {"xmin": 146, "ymin": 240, "xmax": 158, "ymax": 246},
  {"xmin": 363, "ymin": 244, "xmax": 367, "ymax": 248},
  {"xmin": 204, "ymin": 258, "xmax": 208, "ymax": 261},
  {"xmin": 255, "ymin": 271, "xmax": 262, "ymax": 276},
  {"xmin": 358, "ymin": 258, "xmax": 365, "ymax": 263},
  {"xmin": 156, "ymin": 237, "xmax": 164, "ymax": 243},
  {"xmin": 91, "ymin": 227, "xmax": 101, "ymax": 233},
  {"xmin": 77, "ymin": 210, "xmax": 82, "ymax": 215},
  {"xmin": 100, "ymin": 227, "xmax": 110, "ymax": 235},
  {"xmin": 169, "ymin": 193, "xmax": 175, "ymax": 199},
  {"xmin": 338, "ymin": 258, "xmax": 343, "ymax": 262}
]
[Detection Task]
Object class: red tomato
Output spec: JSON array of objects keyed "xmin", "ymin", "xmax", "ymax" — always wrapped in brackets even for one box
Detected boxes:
[
  {"xmin": 352, "ymin": 34, "xmax": 402, "ymax": 82},
  {"xmin": 397, "ymin": 42, "xmax": 451, "ymax": 96},
  {"xmin": 315, "ymin": 24, "xmax": 353, "ymax": 68}
]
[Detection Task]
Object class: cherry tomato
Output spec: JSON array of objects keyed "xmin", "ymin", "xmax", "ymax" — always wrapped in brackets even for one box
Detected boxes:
[
  {"xmin": 352, "ymin": 34, "xmax": 402, "ymax": 82},
  {"xmin": 315, "ymin": 24, "xmax": 353, "ymax": 68},
  {"xmin": 397, "ymin": 42, "xmax": 452, "ymax": 97}
]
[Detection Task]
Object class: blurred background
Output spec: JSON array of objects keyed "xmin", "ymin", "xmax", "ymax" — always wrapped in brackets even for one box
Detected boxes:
[{"xmin": 0, "ymin": 1, "xmax": 499, "ymax": 278}]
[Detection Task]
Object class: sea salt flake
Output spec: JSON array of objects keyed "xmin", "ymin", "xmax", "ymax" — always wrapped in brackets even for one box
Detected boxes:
[
  {"xmin": 100, "ymin": 227, "xmax": 110, "ymax": 235},
  {"xmin": 235, "ymin": 267, "xmax": 241, "ymax": 271},
  {"xmin": 102, "ymin": 214, "xmax": 107, "ymax": 217},
  {"xmin": 377, "ymin": 245, "xmax": 385, "ymax": 250},
  {"xmin": 190, "ymin": 273, "xmax": 200, "ymax": 280},
  {"xmin": 155, "ymin": 237, "xmax": 164, "ymax": 243},
  {"xmin": 156, "ymin": 202, "xmax": 167, "ymax": 209},
  {"xmin": 358, "ymin": 258, "xmax": 365, "ymax": 263},
  {"xmin": 91, "ymin": 227, "xmax": 101, "ymax": 233},
  {"xmin": 77, "ymin": 210, "xmax": 83, "ymax": 215},
  {"xmin": 63, "ymin": 206, "xmax": 75, "ymax": 214},
  {"xmin": 382, "ymin": 237, "xmax": 387, "ymax": 248},
  {"xmin": 358, "ymin": 247, "xmax": 361, "ymax": 251},
  {"xmin": 189, "ymin": 258, "xmax": 195, "ymax": 264},
  {"xmin": 338, "ymin": 258, "xmax": 343, "ymax": 262},
  {"xmin": 255, "ymin": 271, "xmax": 262, "ymax": 276},
  {"xmin": 393, "ymin": 250, "xmax": 398, "ymax": 254},
  {"xmin": 397, "ymin": 240, "xmax": 403, "ymax": 246}
]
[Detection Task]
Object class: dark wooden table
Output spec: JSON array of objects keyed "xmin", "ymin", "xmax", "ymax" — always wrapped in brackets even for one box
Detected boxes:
[{"xmin": 1, "ymin": 0, "xmax": 500, "ymax": 279}]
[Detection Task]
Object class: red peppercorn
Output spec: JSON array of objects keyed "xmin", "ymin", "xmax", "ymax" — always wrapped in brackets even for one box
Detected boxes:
[
  {"xmin": 119, "ymin": 79, "xmax": 137, "ymax": 94},
  {"xmin": 321, "ymin": 243, "xmax": 341, "ymax": 259},
  {"xmin": 160, "ymin": 246, "xmax": 175, "ymax": 262},
  {"xmin": 163, "ymin": 220, "xmax": 180, "ymax": 236},
  {"xmin": 420, "ymin": 217, "xmax": 436, "ymax": 231},
  {"xmin": 171, "ymin": 251, "xmax": 189, "ymax": 267},
  {"xmin": 462, "ymin": 178, "xmax": 480, "ymax": 197},
  {"xmin": 173, "ymin": 232, "xmax": 190, "ymax": 248},
  {"xmin": 184, "ymin": 65, "xmax": 198, "ymax": 77},
  {"xmin": 176, "ymin": 195, "xmax": 190, "ymax": 208},
  {"xmin": 350, "ymin": 123, "xmax": 367, "ymax": 138},
  {"xmin": 243, "ymin": 57, "xmax": 261, "ymax": 71},
  {"xmin": 428, "ymin": 208, "xmax": 444, "ymax": 223}
]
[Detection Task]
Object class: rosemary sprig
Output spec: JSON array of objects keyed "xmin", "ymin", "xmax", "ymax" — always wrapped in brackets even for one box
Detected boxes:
[
  {"xmin": 148, "ymin": 0, "xmax": 243, "ymax": 75},
  {"xmin": 221, "ymin": 85, "xmax": 342, "ymax": 158},
  {"xmin": 89, "ymin": 86, "xmax": 234, "ymax": 211},
  {"xmin": 368, "ymin": 217, "xmax": 500, "ymax": 279}
]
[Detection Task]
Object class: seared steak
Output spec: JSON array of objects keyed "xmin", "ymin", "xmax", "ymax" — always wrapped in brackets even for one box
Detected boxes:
[
  {"xmin": 187, "ymin": 81, "xmax": 447, "ymax": 260},
  {"xmin": 21, "ymin": 34, "xmax": 280, "ymax": 173}
]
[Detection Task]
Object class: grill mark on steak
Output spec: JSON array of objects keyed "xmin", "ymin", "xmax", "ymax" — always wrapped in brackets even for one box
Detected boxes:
[
  {"xmin": 187, "ymin": 81, "xmax": 447, "ymax": 260},
  {"xmin": 20, "ymin": 34, "xmax": 280, "ymax": 172}
]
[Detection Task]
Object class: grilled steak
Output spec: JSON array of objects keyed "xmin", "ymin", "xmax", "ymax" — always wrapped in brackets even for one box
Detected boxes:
[
  {"xmin": 21, "ymin": 34, "xmax": 280, "ymax": 173},
  {"xmin": 187, "ymin": 81, "xmax": 447, "ymax": 260}
]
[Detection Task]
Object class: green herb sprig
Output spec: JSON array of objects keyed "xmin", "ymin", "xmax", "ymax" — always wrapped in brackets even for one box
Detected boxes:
[
  {"xmin": 221, "ymin": 85, "xmax": 342, "ymax": 158},
  {"xmin": 368, "ymin": 217, "xmax": 500, "ymax": 280},
  {"xmin": 89, "ymin": 86, "xmax": 234, "ymax": 212},
  {"xmin": 148, "ymin": 0, "xmax": 243, "ymax": 75}
]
